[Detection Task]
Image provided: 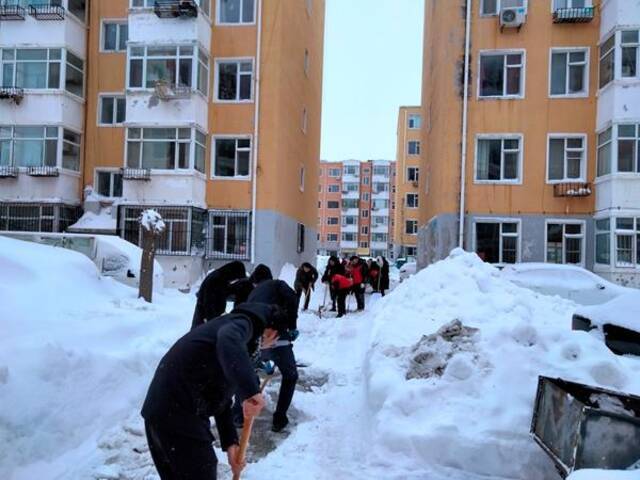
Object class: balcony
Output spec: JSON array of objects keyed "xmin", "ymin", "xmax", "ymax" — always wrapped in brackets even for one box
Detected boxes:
[
  {"xmin": 27, "ymin": 166, "xmax": 59, "ymax": 177},
  {"xmin": 28, "ymin": 4, "xmax": 65, "ymax": 21},
  {"xmin": 553, "ymin": 182, "xmax": 592, "ymax": 197},
  {"xmin": 121, "ymin": 168, "xmax": 151, "ymax": 181},
  {"xmin": 0, "ymin": 4, "xmax": 26, "ymax": 20},
  {"xmin": 154, "ymin": 80, "xmax": 192, "ymax": 101},
  {"xmin": 0, "ymin": 86, "xmax": 24, "ymax": 105},
  {"xmin": 154, "ymin": 0, "xmax": 198, "ymax": 19},
  {"xmin": 0, "ymin": 165, "xmax": 19, "ymax": 178},
  {"xmin": 553, "ymin": 7, "xmax": 594, "ymax": 23}
]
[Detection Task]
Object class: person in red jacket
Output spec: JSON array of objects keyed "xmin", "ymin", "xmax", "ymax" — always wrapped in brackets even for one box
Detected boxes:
[
  {"xmin": 331, "ymin": 274, "xmax": 353, "ymax": 318},
  {"xmin": 347, "ymin": 256, "xmax": 368, "ymax": 311}
]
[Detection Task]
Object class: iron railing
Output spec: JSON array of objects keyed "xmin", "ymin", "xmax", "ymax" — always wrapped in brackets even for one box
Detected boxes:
[
  {"xmin": 0, "ymin": 202, "xmax": 80, "ymax": 233},
  {"xmin": 28, "ymin": 4, "xmax": 65, "ymax": 20},
  {"xmin": 553, "ymin": 7, "xmax": 595, "ymax": 23},
  {"xmin": 27, "ymin": 166, "xmax": 59, "ymax": 177},
  {"xmin": 553, "ymin": 182, "xmax": 592, "ymax": 197},
  {"xmin": 154, "ymin": 0, "xmax": 198, "ymax": 18},
  {"xmin": 0, "ymin": 165, "xmax": 19, "ymax": 178},
  {"xmin": 206, "ymin": 210, "xmax": 251, "ymax": 260},
  {"xmin": 0, "ymin": 4, "xmax": 26, "ymax": 20},
  {"xmin": 121, "ymin": 168, "xmax": 151, "ymax": 181}
]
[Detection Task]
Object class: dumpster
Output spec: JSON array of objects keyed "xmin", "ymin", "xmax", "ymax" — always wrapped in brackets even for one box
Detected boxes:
[{"xmin": 530, "ymin": 376, "xmax": 640, "ymax": 477}]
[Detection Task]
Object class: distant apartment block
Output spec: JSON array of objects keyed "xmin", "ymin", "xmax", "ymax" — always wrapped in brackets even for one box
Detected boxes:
[{"xmin": 318, "ymin": 160, "xmax": 395, "ymax": 259}]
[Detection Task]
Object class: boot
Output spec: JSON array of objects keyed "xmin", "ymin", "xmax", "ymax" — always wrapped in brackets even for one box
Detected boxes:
[{"xmin": 272, "ymin": 413, "xmax": 289, "ymax": 432}]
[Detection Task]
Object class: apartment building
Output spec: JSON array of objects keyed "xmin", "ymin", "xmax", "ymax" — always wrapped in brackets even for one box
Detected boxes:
[
  {"xmin": 419, "ymin": 0, "xmax": 615, "ymax": 277},
  {"xmin": 318, "ymin": 159, "xmax": 394, "ymax": 259},
  {"xmin": 0, "ymin": 0, "xmax": 325, "ymax": 288},
  {"xmin": 393, "ymin": 106, "xmax": 421, "ymax": 259}
]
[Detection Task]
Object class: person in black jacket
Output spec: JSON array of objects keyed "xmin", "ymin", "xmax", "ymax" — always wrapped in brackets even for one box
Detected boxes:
[
  {"xmin": 141, "ymin": 303, "xmax": 287, "ymax": 480},
  {"xmin": 377, "ymin": 256, "xmax": 390, "ymax": 296},
  {"xmin": 191, "ymin": 261, "xmax": 247, "ymax": 330},
  {"xmin": 247, "ymin": 279, "xmax": 299, "ymax": 432},
  {"xmin": 293, "ymin": 262, "xmax": 318, "ymax": 311},
  {"xmin": 228, "ymin": 264, "xmax": 273, "ymax": 306},
  {"xmin": 321, "ymin": 256, "xmax": 344, "ymax": 311},
  {"xmin": 368, "ymin": 260, "xmax": 381, "ymax": 293}
]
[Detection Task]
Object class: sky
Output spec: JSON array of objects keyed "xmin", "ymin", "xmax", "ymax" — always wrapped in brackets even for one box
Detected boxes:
[{"xmin": 320, "ymin": 0, "xmax": 424, "ymax": 163}]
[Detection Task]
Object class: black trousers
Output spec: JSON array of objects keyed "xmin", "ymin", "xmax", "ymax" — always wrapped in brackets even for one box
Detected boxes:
[
  {"xmin": 329, "ymin": 286, "xmax": 337, "ymax": 309},
  {"xmin": 295, "ymin": 287, "xmax": 311, "ymax": 311},
  {"xmin": 261, "ymin": 344, "xmax": 299, "ymax": 420},
  {"xmin": 336, "ymin": 289, "xmax": 348, "ymax": 316},
  {"xmin": 353, "ymin": 284, "xmax": 365, "ymax": 310},
  {"xmin": 145, "ymin": 421, "xmax": 218, "ymax": 480}
]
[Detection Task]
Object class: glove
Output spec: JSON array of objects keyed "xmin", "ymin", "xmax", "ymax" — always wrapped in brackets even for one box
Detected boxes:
[
  {"xmin": 286, "ymin": 329, "xmax": 300, "ymax": 342},
  {"xmin": 255, "ymin": 360, "xmax": 276, "ymax": 375}
]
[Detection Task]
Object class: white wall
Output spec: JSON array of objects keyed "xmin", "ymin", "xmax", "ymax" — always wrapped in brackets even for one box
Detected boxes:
[
  {"xmin": 0, "ymin": 93, "xmax": 84, "ymax": 131},
  {"xmin": 596, "ymin": 83, "xmax": 640, "ymax": 130},
  {"xmin": 122, "ymin": 172, "xmax": 206, "ymax": 208},
  {"xmin": 128, "ymin": 11, "xmax": 211, "ymax": 51},
  {"xmin": 600, "ymin": 0, "xmax": 640, "ymax": 39},
  {"xmin": 126, "ymin": 92, "xmax": 208, "ymax": 131},
  {"xmin": 0, "ymin": 15, "xmax": 86, "ymax": 57},
  {"xmin": 595, "ymin": 176, "xmax": 640, "ymax": 213},
  {"xmin": 0, "ymin": 170, "xmax": 81, "ymax": 204}
]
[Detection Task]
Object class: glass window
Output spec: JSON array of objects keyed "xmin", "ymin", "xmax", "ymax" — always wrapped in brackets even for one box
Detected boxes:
[
  {"xmin": 99, "ymin": 96, "xmax": 126, "ymax": 125},
  {"xmin": 197, "ymin": 48, "xmax": 209, "ymax": 96},
  {"xmin": 1, "ymin": 48, "xmax": 62, "ymax": 90},
  {"xmin": 208, "ymin": 210, "xmax": 251, "ymax": 259},
  {"xmin": 62, "ymin": 129, "xmax": 81, "ymax": 171},
  {"xmin": 595, "ymin": 218, "xmax": 611, "ymax": 265},
  {"xmin": 68, "ymin": 0, "xmax": 86, "ymax": 20},
  {"xmin": 128, "ymin": 45, "xmax": 195, "ymax": 90},
  {"xmin": 127, "ymin": 127, "xmax": 199, "ymax": 170},
  {"xmin": 327, "ymin": 201, "xmax": 339, "ymax": 209},
  {"xmin": 216, "ymin": 59, "xmax": 253, "ymax": 101},
  {"xmin": 548, "ymin": 136, "xmax": 585, "ymax": 181},
  {"xmin": 476, "ymin": 137, "xmax": 521, "ymax": 182},
  {"xmin": 328, "ymin": 184, "xmax": 339, "ymax": 193},
  {"xmin": 407, "ymin": 167, "xmax": 419, "ymax": 182},
  {"xmin": 621, "ymin": 30, "xmax": 639, "ymax": 78},
  {"xmin": 550, "ymin": 49, "xmax": 588, "ymax": 96},
  {"xmin": 218, "ymin": 0, "xmax": 255, "ymax": 24},
  {"xmin": 481, "ymin": 0, "xmax": 498, "ymax": 15},
  {"xmin": 96, "ymin": 170, "xmax": 123, "ymax": 197},
  {"xmin": 103, "ymin": 22, "xmax": 128, "ymax": 52},
  {"xmin": 546, "ymin": 222, "xmax": 584, "ymax": 265},
  {"xmin": 408, "ymin": 114, "xmax": 422, "ymax": 129},
  {"xmin": 475, "ymin": 221, "xmax": 518, "ymax": 264},
  {"xmin": 614, "ymin": 217, "xmax": 640, "ymax": 267},
  {"xmin": 599, "ymin": 34, "xmax": 615, "ymax": 89},
  {"xmin": 480, "ymin": 52, "xmax": 524, "ymax": 97},
  {"xmin": 213, "ymin": 138, "xmax": 251, "ymax": 177},
  {"xmin": 65, "ymin": 51, "xmax": 84, "ymax": 98},
  {"xmin": 405, "ymin": 220, "xmax": 418, "ymax": 235},
  {"xmin": 597, "ymin": 127, "xmax": 612, "ymax": 177},
  {"xmin": 3, "ymin": 126, "xmax": 59, "ymax": 168},
  {"xmin": 327, "ymin": 217, "xmax": 339, "ymax": 225},
  {"xmin": 408, "ymin": 141, "xmax": 420, "ymax": 155},
  {"xmin": 406, "ymin": 193, "xmax": 419, "ymax": 208},
  {"xmin": 617, "ymin": 124, "xmax": 640, "ymax": 173}
]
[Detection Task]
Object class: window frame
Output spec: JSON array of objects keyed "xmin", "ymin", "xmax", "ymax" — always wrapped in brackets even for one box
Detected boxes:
[
  {"xmin": 407, "ymin": 114, "xmax": 422, "ymax": 129},
  {"xmin": 327, "ymin": 184, "xmax": 340, "ymax": 193},
  {"xmin": 473, "ymin": 218, "xmax": 521, "ymax": 265},
  {"xmin": 215, "ymin": 0, "xmax": 256, "ymax": 26},
  {"xmin": 407, "ymin": 166, "xmax": 420, "ymax": 183},
  {"xmin": 211, "ymin": 135, "xmax": 252, "ymax": 180},
  {"xmin": 405, "ymin": 219, "xmax": 418, "ymax": 235},
  {"xmin": 544, "ymin": 219, "xmax": 586, "ymax": 266},
  {"xmin": 0, "ymin": 47, "xmax": 64, "ymax": 92},
  {"xmin": 101, "ymin": 20, "xmax": 128, "ymax": 53},
  {"xmin": 208, "ymin": 209, "xmax": 252, "ymax": 260},
  {"xmin": 474, "ymin": 134, "xmax": 524, "ymax": 184},
  {"xmin": 599, "ymin": 33, "xmax": 616, "ymax": 90},
  {"xmin": 595, "ymin": 217, "xmax": 611, "ymax": 266},
  {"xmin": 405, "ymin": 193, "xmax": 419, "ymax": 209},
  {"xmin": 613, "ymin": 217, "xmax": 640, "ymax": 268},
  {"xmin": 477, "ymin": 49, "xmax": 526, "ymax": 100},
  {"xmin": 213, "ymin": 57, "xmax": 254, "ymax": 103},
  {"xmin": 551, "ymin": 0, "xmax": 593, "ymax": 12},
  {"xmin": 407, "ymin": 141, "xmax": 421, "ymax": 156},
  {"xmin": 480, "ymin": 0, "xmax": 528, "ymax": 16},
  {"xmin": 327, "ymin": 233, "xmax": 338, "ymax": 242},
  {"xmin": 98, "ymin": 94, "xmax": 127, "ymax": 126},
  {"xmin": 0, "ymin": 125, "xmax": 63, "ymax": 171},
  {"xmin": 127, "ymin": 44, "xmax": 203, "ymax": 93},
  {"xmin": 548, "ymin": 47, "xmax": 590, "ymax": 98},
  {"xmin": 94, "ymin": 168, "xmax": 123, "ymax": 198},
  {"xmin": 621, "ymin": 30, "xmax": 640, "ymax": 79},
  {"xmin": 546, "ymin": 133, "xmax": 588, "ymax": 183}
]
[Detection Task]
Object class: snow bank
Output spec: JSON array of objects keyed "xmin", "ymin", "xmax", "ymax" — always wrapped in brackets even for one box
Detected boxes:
[
  {"xmin": 70, "ymin": 210, "xmax": 117, "ymax": 232},
  {"xmin": 0, "ymin": 237, "xmax": 192, "ymax": 479},
  {"xmin": 575, "ymin": 291, "xmax": 640, "ymax": 331},
  {"xmin": 365, "ymin": 249, "xmax": 640, "ymax": 479}
]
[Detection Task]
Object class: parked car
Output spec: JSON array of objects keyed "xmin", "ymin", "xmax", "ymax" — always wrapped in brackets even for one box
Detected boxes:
[
  {"xmin": 399, "ymin": 261, "xmax": 417, "ymax": 283},
  {"xmin": 573, "ymin": 292, "xmax": 640, "ymax": 356},
  {"xmin": 501, "ymin": 263, "xmax": 630, "ymax": 305}
]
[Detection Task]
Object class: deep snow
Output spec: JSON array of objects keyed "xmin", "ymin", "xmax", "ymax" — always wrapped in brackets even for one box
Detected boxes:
[{"xmin": 1, "ymin": 239, "xmax": 639, "ymax": 479}]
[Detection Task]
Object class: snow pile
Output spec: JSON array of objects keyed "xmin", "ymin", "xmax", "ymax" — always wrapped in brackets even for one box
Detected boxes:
[
  {"xmin": 365, "ymin": 249, "xmax": 640, "ymax": 479},
  {"xmin": 70, "ymin": 210, "xmax": 117, "ymax": 232},
  {"xmin": 140, "ymin": 209, "xmax": 165, "ymax": 233},
  {"xmin": 575, "ymin": 291, "xmax": 640, "ymax": 331},
  {"xmin": 0, "ymin": 237, "xmax": 192, "ymax": 480}
]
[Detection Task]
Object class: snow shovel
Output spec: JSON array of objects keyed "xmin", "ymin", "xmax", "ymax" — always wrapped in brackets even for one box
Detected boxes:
[
  {"xmin": 317, "ymin": 284, "xmax": 329, "ymax": 318},
  {"xmin": 233, "ymin": 374, "xmax": 273, "ymax": 480}
]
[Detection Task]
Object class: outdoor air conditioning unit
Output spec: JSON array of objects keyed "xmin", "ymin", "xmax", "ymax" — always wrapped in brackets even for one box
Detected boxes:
[{"xmin": 500, "ymin": 4, "xmax": 526, "ymax": 30}]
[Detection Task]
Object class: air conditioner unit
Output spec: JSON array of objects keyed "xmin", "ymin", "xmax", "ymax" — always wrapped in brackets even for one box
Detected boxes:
[{"xmin": 500, "ymin": 5, "xmax": 526, "ymax": 29}]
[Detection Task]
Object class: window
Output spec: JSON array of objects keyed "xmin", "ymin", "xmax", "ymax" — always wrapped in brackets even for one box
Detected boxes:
[
  {"xmin": 614, "ymin": 218, "xmax": 640, "ymax": 267},
  {"xmin": 342, "ymin": 232, "xmax": 356, "ymax": 242},
  {"xmin": 304, "ymin": 49, "xmax": 309, "ymax": 75},
  {"xmin": 359, "ymin": 241, "xmax": 369, "ymax": 249},
  {"xmin": 547, "ymin": 135, "xmax": 585, "ymax": 182},
  {"xmin": 343, "ymin": 182, "xmax": 359, "ymax": 192},
  {"xmin": 373, "ymin": 216, "xmax": 388, "ymax": 226},
  {"xmin": 408, "ymin": 114, "xmax": 421, "ymax": 129},
  {"xmin": 373, "ymin": 182, "xmax": 388, "ymax": 193},
  {"xmin": 405, "ymin": 220, "xmax": 418, "ymax": 235},
  {"xmin": 546, "ymin": 222, "xmax": 584, "ymax": 265},
  {"xmin": 62, "ymin": 129, "xmax": 81, "ymax": 171},
  {"xmin": 327, "ymin": 217, "xmax": 339, "ymax": 225},
  {"xmin": 129, "ymin": 45, "xmax": 206, "ymax": 94},
  {"xmin": 297, "ymin": 223, "xmax": 305, "ymax": 253},
  {"xmin": 328, "ymin": 167, "xmax": 341, "ymax": 177},
  {"xmin": 103, "ymin": 22, "xmax": 128, "ymax": 52},
  {"xmin": 372, "ymin": 233, "xmax": 388, "ymax": 243},
  {"xmin": 216, "ymin": 59, "xmax": 253, "ymax": 101},
  {"xmin": 209, "ymin": 210, "xmax": 251, "ymax": 259},
  {"xmin": 197, "ymin": 48, "xmax": 210, "ymax": 96},
  {"xmin": 328, "ymin": 184, "xmax": 340, "ymax": 193},
  {"xmin": 344, "ymin": 165, "xmax": 358, "ymax": 176},
  {"xmin": 406, "ymin": 193, "xmax": 419, "ymax": 208},
  {"xmin": 342, "ymin": 215, "xmax": 357, "ymax": 226},
  {"xmin": 362, "ymin": 210, "xmax": 369, "ymax": 218},
  {"xmin": 327, "ymin": 201, "xmax": 339, "ymax": 209},
  {"xmin": 408, "ymin": 141, "xmax": 421, "ymax": 155},
  {"xmin": 217, "ymin": 0, "xmax": 255, "ymax": 24},
  {"xmin": 299, "ymin": 165, "xmax": 305, "ymax": 191},
  {"xmin": 342, "ymin": 199, "xmax": 358, "ymax": 209},
  {"xmin": 407, "ymin": 167, "xmax": 419, "ymax": 182},
  {"xmin": 597, "ymin": 127, "xmax": 612, "ymax": 177},
  {"xmin": 479, "ymin": 52, "xmax": 524, "ymax": 98},
  {"xmin": 372, "ymin": 199, "xmax": 389, "ymax": 210},
  {"xmin": 373, "ymin": 165, "xmax": 389, "ymax": 176},
  {"xmin": 475, "ymin": 221, "xmax": 518, "ymax": 264},
  {"xmin": 553, "ymin": 0, "xmax": 592, "ymax": 9},
  {"xmin": 622, "ymin": 30, "xmax": 639, "ymax": 78},
  {"xmin": 212, "ymin": 138, "xmax": 250, "ymax": 177},
  {"xmin": 362, "ymin": 192, "xmax": 370, "ymax": 201},
  {"xmin": 302, "ymin": 107, "xmax": 308, "ymax": 134},
  {"xmin": 550, "ymin": 49, "xmax": 588, "ymax": 97},
  {"xmin": 1, "ymin": 48, "xmax": 61, "ymax": 90},
  {"xmin": 363, "ymin": 177, "xmax": 370, "ymax": 185},
  {"xmin": 65, "ymin": 51, "xmax": 84, "ymax": 98},
  {"xmin": 599, "ymin": 34, "xmax": 615, "ymax": 89},
  {"xmin": 68, "ymin": 0, "xmax": 86, "ymax": 21},
  {"xmin": 595, "ymin": 218, "xmax": 611, "ymax": 265},
  {"xmin": 0, "ymin": 126, "xmax": 58, "ymax": 169},
  {"xmin": 361, "ymin": 226, "xmax": 368, "ymax": 235},
  {"xmin": 475, "ymin": 136, "xmax": 521, "ymax": 182},
  {"xmin": 617, "ymin": 124, "xmax": 640, "ymax": 173},
  {"xmin": 99, "ymin": 96, "xmax": 126, "ymax": 125},
  {"xmin": 405, "ymin": 246, "xmax": 417, "ymax": 257},
  {"xmin": 127, "ymin": 127, "xmax": 205, "ymax": 172},
  {"xmin": 96, "ymin": 170, "xmax": 123, "ymax": 198},
  {"xmin": 481, "ymin": 0, "xmax": 524, "ymax": 15},
  {"xmin": 327, "ymin": 233, "xmax": 338, "ymax": 242}
]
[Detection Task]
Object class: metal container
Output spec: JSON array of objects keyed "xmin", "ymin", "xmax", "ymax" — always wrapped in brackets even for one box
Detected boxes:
[{"xmin": 531, "ymin": 376, "xmax": 640, "ymax": 477}]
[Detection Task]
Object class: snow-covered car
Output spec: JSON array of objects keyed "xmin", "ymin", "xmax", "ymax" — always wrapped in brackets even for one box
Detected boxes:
[
  {"xmin": 399, "ymin": 261, "xmax": 417, "ymax": 282},
  {"xmin": 501, "ymin": 263, "xmax": 630, "ymax": 305},
  {"xmin": 573, "ymin": 292, "xmax": 640, "ymax": 356}
]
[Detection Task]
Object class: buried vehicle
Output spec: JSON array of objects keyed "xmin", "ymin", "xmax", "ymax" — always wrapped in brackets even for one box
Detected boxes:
[
  {"xmin": 501, "ymin": 263, "xmax": 630, "ymax": 305},
  {"xmin": 572, "ymin": 291, "xmax": 640, "ymax": 356},
  {"xmin": 399, "ymin": 261, "xmax": 417, "ymax": 283}
]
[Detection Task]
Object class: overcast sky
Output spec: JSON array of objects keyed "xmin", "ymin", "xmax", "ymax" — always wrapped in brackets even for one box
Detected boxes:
[{"xmin": 319, "ymin": 0, "xmax": 424, "ymax": 163}]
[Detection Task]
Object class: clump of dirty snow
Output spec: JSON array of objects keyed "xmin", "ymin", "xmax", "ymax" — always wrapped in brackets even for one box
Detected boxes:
[
  {"xmin": 139, "ymin": 209, "xmax": 165, "ymax": 233},
  {"xmin": 365, "ymin": 248, "xmax": 640, "ymax": 480}
]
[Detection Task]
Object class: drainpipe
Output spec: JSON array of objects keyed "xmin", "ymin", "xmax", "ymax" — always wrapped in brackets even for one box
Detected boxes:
[
  {"xmin": 458, "ymin": 0, "xmax": 472, "ymax": 249},
  {"xmin": 250, "ymin": 0, "xmax": 263, "ymax": 264}
]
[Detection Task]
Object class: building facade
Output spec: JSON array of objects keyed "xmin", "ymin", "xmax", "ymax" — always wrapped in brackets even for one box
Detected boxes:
[
  {"xmin": 0, "ymin": 0, "xmax": 325, "ymax": 289},
  {"xmin": 318, "ymin": 159, "xmax": 394, "ymax": 259},
  {"xmin": 418, "ymin": 0, "xmax": 630, "ymax": 279},
  {"xmin": 393, "ymin": 106, "xmax": 421, "ymax": 259}
]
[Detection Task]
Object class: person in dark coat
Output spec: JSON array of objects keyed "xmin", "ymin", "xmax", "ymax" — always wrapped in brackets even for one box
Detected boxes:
[
  {"xmin": 228, "ymin": 264, "xmax": 273, "ymax": 306},
  {"xmin": 294, "ymin": 262, "xmax": 319, "ymax": 311},
  {"xmin": 141, "ymin": 303, "xmax": 287, "ymax": 480},
  {"xmin": 368, "ymin": 260, "xmax": 381, "ymax": 292},
  {"xmin": 347, "ymin": 256, "xmax": 368, "ymax": 311},
  {"xmin": 191, "ymin": 261, "xmax": 247, "ymax": 330},
  {"xmin": 321, "ymin": 255, "xmax": 344, "ymax": 311},
  {"xmin": 378, "ymin": 256, "xmax": 390, "ymax": 296},
  {"xmin": 247, "ymin": 279, "xmax": 299, "ymax": 432}
]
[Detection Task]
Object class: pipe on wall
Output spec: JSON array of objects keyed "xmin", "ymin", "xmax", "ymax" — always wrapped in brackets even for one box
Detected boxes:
[
  {"xmin": 458, "ymin": 0, "xmax": 472, "ymax": 249},
  {"xmin": 250, "ymin": 0, "xmax": 263, "ymax": 264}
]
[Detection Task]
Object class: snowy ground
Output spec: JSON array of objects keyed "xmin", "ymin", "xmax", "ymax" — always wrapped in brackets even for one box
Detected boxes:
[{"xmin": 1, "ymin": 238, "xmax": 639, "ymax": 479}]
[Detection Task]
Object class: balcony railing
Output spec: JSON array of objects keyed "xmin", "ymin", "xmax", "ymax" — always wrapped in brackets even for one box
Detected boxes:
[
  {"xmin": 27, "ymin": 166, "xmax": 59, "ymax": 177},
  {"xmin": 0, "ymin": 86, "xmax": 24, "ymax": 105},
  {"xmin": 28, "ymin": 4, "xmax": 65, "ymax": 20},
  {"xmin": 154, "ymin": 0, "xmax": 198, "ymax": 19},
  {"xmin": 0, "ymin": 165, "xmax": 19, "ymax": 178},
  {"xmin": 553, "ymin": 182, "xmax": 592, "ymax": 197},
  {"xmin": 121, "ymin": 167, "xmax": 151, "ymax": 181},
  {"xmin": 154, "ymin": 80, "xmax": 192, "ymax": 101},
  {"xmin": 553, "ymin": 7, "xmax": 594, "ymax": 23},
  {"xmin": 0, "ymin": 4, "xmax": 26, "ymax": 20}
]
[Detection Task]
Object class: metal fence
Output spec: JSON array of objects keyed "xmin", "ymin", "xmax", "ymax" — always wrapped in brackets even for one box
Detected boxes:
[
  {"xmin": 206, "ymin": 210, "xmax": 251, "ymax": 260},
  {"xmin": 0, "ymin": 203, "xmax": 80, "ymax": 232}
]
